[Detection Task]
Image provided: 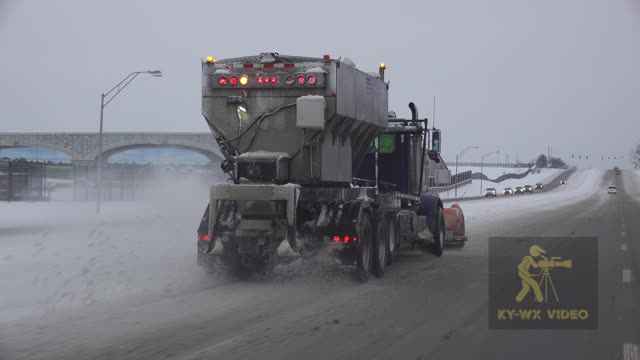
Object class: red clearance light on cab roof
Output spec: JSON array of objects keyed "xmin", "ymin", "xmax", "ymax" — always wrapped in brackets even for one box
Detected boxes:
[
  {"xmin": 218, "ymin": 77, "xmax": 228, "ymax": 86},
  {"xmin": 230, "ymin": 76, "xmax": 238, "ymax": 85},
  {"xmin": 285, "ymin": 75, "xmax": 295, "ymax": 85},
  {"xmin": 307, "ymin": 75, "xmax": 317, "ymax": 85},
  {"xmin": 297, "ymin": 75, "xmax": 306, "ymax": 85},
  {"xmin": 323, "ymin": 55, "xmax": 330, "ymax": 62}
]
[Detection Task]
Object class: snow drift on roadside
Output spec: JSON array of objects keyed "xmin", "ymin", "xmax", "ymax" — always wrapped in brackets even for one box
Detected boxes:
[
  {"xmin": 445, "ymin": 169, "xmax": 605, "ymax": 228},
  {"xmin": 439, "ymin": 168, "xmax": 563, "ymax": 199}
]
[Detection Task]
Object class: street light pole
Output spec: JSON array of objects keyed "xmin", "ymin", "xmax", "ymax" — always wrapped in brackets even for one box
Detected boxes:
[
  {"xmin": 454, "ymin": 145, "xmax": 478, "ymax": 197},
  {"xmin": 480, "ymin": 150, "xmax": 498, "ymax": 195},
  {"xmin": 96, "ymin": 93, "xmax": 105, "ymax": 214},
  {"xmin": 96, "ymin": 70, "xmax": 163, "ymax": 214}
]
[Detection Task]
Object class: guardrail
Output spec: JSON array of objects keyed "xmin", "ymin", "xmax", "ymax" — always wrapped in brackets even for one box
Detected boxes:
[{"xmin": 448, "ymin": 162, "xmax": 534, "ymax": 168}]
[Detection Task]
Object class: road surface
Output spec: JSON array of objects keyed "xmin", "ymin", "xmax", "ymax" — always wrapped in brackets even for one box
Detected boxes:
[{"xmin": 1, "ymin": 169, "xmax": 639, "ymax": 360}]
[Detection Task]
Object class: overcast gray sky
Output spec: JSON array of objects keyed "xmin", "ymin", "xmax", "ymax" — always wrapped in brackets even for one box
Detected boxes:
[{"xmin": 0, "ymin": 0, "xmax": 638, "ymax": 165}]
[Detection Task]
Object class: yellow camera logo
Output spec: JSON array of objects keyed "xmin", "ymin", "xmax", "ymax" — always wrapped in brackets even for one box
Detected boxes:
[
  {"xmin": 515, "ymin": 245, "xmax": 572, "ymax": 303},
  {"xmin": 489, "ymin": 237, "xmax": 597, "ymax": 330}
]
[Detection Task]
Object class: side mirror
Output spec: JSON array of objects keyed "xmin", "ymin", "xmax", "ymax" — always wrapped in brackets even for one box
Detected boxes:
[
  {"xmin": 428, "ymin": 150, "xmax": 440, "ymax": 163},
  {"xmin": 431, "ymin": 130, "xmax": 441, "ymax": 153}
]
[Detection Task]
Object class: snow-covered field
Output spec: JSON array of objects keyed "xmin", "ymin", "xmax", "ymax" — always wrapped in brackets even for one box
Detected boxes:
[
  {"xmin": 0, "ymin": 174, "xmax": 216, "ymax": 323},
  {"xmin": 439, "ymin": 168, "xmax": 564, "ymax": 199},
  {"xmin": 0, "ymin": 169, "xmax": 605, "ymax": 326}
]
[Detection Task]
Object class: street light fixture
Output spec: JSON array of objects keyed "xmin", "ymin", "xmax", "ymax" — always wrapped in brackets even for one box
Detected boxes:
[
  {"xmin": 96, "ymin": 70, "xmax": 163, "ymax": 214},
  {"xmin": 480, "ymin": 150, "xmax": 499, "ymax": 195},
  {"xmin": 455, "ymin": 146, "xmax": 479, "ymax": 196}
]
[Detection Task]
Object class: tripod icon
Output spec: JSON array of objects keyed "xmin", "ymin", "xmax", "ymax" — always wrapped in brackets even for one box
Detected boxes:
[{"xmin": 537, "ymin": 268, "xmax": 560, "ymax": 303}]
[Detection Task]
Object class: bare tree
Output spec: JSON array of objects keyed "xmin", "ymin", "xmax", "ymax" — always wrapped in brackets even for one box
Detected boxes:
[
  {"xmin": 549, "ymin": 157, "xmax": 567, "ymax": 169},
  {"xmin": 536, "ymin": 154, "xmax": 548, "ymax": 168},
  {"xmin": 633, "ymin": 144, "xmax": 640, "ymax": 168}
]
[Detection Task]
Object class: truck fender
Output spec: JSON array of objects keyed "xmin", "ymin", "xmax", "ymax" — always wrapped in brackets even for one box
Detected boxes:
[{"xmin": 417, "ymin": 193, "xmax": 443, "ymax": 233}]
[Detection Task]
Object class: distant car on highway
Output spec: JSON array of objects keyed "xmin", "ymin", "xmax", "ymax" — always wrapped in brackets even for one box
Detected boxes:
[
  {"xmin": 503, "ymin": 187, "xmax": 514, "ymax": 195},
  {"xmin": 560, "ymin": 180, "xmax": 567, "ymax": 185},
  {"xmin": 515, "ymin": 186, "xmax": 524, "ymax": 194},
  {"xmin": 484, "ymin": 188, "xmax": 497, "ymax": 197},
  {"xmin": 523, "ymin": 185, "xmax": 533, "ymax": 193},
  {"xmin": 535, "ymin": 183, "xmax": 543, "ymax": 190},
  {"xmin": 608, "ymin": 186, "xmax": 617, "ymax": 194}
]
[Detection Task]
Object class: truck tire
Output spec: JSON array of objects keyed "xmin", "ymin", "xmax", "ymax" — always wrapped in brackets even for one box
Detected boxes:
[
  {"xmin": 355, "ymin": 213, "xmax": 374, "ymax": 282},
  {"xmin": 386, "ymin": 216, "xmax": 399, "ymax": 265},
  {"xmin": 372, "ymin": 216, "xmax": 388, "ymax": 278},
  {"xmin": 431, "ymin": 207, "xmax": 445, "ymax": 257}
]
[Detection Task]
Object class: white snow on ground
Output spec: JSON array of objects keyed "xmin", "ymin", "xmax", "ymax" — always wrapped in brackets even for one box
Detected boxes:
[
  {"xmin": 444, "ymin": 169, "xmax": 606, "ymax": 232},
  {"xmin": 621, "ymin": 169, "xmax": 640, "ymax": 200},
  {"xmin": 0, "ymin": 174, "xmax": 218, "ymax": 323},
  {"xmin": 454, "ymin": 166, "xmax": 529, "ymax": 179},
  {"xmin": 438, "ymin": 168, "xmax": 563, "ymax": 199},
  {"xmin": 0, "ymin": 169, "xmax": 605, "ymax": 325}
]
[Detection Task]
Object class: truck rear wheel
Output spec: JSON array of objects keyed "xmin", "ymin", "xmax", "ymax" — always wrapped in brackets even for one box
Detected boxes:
[
  {"xmin": 355, "ymin": 213, "xmax": 374, "ymax": 282},
  {"xmin": 386, "ymin": 216, "xmax": 399, "ymax": 265},
  {"xmin": 431, "ymin": 207, "xmax": 445, "ymax": 257},
  {"xmin": 372, "ymin": 216, "xmax": 388, "ymax": 278}
]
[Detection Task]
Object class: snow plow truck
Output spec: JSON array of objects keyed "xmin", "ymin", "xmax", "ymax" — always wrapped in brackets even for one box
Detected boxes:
[{"xmin": 196, "ymin": 52, "xmax": 467, "ymax": 281}]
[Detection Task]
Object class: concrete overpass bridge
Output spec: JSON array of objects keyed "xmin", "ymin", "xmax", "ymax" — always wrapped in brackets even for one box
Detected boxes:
[{"xmin": 0, "ymin": 132, "xmax": 223, "ymax": 163}]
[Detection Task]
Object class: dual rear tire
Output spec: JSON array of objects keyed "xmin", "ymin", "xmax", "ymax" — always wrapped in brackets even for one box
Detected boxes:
[{"xmin": 355, "ymin": 213, "xmax": 400, "ymax": 282}]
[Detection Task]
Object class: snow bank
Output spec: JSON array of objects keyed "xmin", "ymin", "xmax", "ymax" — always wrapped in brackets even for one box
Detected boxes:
[
  {"xmin": 621, "ymin": 169, "xmax": 640, "ymax": 201},
  {"xmin": 444, "ymin": 169, "xmax": 605, "ymax": 230}
]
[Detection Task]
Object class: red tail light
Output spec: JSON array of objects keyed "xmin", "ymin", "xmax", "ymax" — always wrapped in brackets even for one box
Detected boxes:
[
  {"xmin": 297, "ymin": 76, "xmax": 306, "ymax": 85},
  {"xmin": 264, "ymin": 76, "xmax": 271, "ymax": 84},
  {"xmin": 332, "ymin": 235, "xmax": 357, "ymax": 243},
  {"xmin": 271, "ymin": 76, "xmax": 278, "ymax": 84},
  {"xmin": 307, "ymin": 75, "xmax": 317, "ymax": 85},
  {"xmin": 230, "ymin": 76, "xmax": 238, "ymax": 85},
  {"xmin": 257, "ymin": 77, "xmax": 264, "ymax": 84},
  {"xmin": 203, "ymin": 234, "xmax": 210, "ymax": 241},
  {"xmin": 198, "ymin": 234, "xmax": 202, "ymax": 241},
  {"xmin": 218, "ymin": 77, "xmax": 228, "ymax": 86}
]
